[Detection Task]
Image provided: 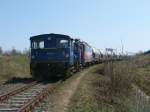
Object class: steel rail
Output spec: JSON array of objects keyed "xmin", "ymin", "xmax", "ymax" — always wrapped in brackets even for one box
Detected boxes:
[
  {"xmin": 18, "ymin": 82, "xmax": 60, "ymax": 112},
  {"xmin": 0, "ymin": 81, "xmax": 37, "ymax": 102}
]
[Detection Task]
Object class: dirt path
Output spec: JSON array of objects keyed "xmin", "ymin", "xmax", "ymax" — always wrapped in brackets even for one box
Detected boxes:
[{"xmin": 48, "ymin": 66, "xmax": 96, "ymax": 112}]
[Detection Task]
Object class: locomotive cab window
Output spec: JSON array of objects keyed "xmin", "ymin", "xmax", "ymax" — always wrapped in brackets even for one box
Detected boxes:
[
  {"xmin": 39, "ymin": 41, "xmax": 44, "ymax": 49},
  {"xmin": 31, "ymin": 42, "xmax": 38, "ymax": 49},
  {"xmin": 58, "ymin": 39, "xmax": 69, "ymax": 48},
  {"xmin": 31, "ymin": 40, "xmax": 44, "ymax": 49}
]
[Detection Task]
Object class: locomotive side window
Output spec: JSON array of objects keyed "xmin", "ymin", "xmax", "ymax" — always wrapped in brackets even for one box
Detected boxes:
[{"xmin": 59, "ymin": 39, "xmax": 69, "ymax": 48}]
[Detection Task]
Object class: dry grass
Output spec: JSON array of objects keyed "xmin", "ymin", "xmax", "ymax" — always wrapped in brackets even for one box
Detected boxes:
[
  {"xmin": 94, "ymin": 55, "xmax": 150, "ymax": 112},
  {"xmin": 0, "ymin": 54, "xmax": 30, "ymax": 81},
  {"xmin": 94, "ymin": 61, "xmax": 134, "ymax": 112}
]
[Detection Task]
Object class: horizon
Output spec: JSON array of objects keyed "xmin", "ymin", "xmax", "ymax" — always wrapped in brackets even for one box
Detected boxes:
[{"xmin": 0, "ymin": 0, "xmax": 150, "ymax": 53}]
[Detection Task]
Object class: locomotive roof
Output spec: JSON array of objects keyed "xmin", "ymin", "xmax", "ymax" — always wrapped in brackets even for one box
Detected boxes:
[{"xmin": 30, "ymin": 33, "xmax": 72, "ymax": 40}]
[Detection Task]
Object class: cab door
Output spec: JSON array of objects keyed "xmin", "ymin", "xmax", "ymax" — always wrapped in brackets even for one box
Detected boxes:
[{"xmin": 69, "ymin": 39, "xmax": 74, "ymax": 66}]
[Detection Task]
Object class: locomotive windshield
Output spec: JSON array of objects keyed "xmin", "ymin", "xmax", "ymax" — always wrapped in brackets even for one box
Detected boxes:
[
  {"xmin": 31, "ymin": 40, "xmax": 44, "ymax": 49},
  {"xmin": 31, "ymin": 38, "xmax": 69, "ymax": 49}
]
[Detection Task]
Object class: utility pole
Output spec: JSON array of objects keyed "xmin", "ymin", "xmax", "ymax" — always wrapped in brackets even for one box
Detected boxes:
[{"xmin": 121, "ymin": 39, "xmax": 124, "ymax": 55}]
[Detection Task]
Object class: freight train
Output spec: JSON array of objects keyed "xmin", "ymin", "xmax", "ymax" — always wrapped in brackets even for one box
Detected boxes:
[{"xmin": 30, "ymin": 33, "xmax": 103, "ymax": 79}]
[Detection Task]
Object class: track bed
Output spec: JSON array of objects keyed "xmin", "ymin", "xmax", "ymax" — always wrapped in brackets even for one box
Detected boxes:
[{"xmin": 0, "ymin": 80, "xmax": 60, "ymax": 112}]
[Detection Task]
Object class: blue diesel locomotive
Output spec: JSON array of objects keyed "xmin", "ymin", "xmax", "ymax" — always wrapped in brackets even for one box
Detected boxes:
[{"xmin": 30, "ymin": 33, "xmax": 101, "ymax": 79}]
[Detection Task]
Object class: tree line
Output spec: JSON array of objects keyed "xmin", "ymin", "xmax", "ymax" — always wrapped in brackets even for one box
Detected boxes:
[{"xmin": 0, "ymin": 47, "xmax": 30, "ymax": 56}]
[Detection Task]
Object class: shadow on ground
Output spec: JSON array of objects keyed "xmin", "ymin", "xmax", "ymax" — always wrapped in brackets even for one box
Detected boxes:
[{"xmin": 4, "ymin": 76, "xmax": 62, "ymax": 84}]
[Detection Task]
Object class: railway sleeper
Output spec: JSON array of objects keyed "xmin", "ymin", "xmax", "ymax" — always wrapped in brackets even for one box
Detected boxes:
[
  {"xmin": 0, "ymin": 108, "xmax": 18, "ymax": 111},
  {"xmin": 0, "ymin": 103, "xmax": 23, "ymax": 107},
  {"xmin": 15, "ymin": 95, "xmax": 36, "ymax": 98},
  {"xmin": 11, "ymin": 97, "xmax": 31, "ymax": 100}
]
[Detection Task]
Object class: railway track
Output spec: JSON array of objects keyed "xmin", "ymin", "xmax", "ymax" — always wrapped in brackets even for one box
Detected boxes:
[
  {"xmin": 0, "ymin": 80, "xmax": 60, "ymax": 112},
  {"xmin": 0, "ymin": 81, "xmax": 37, "ymax": 102}
]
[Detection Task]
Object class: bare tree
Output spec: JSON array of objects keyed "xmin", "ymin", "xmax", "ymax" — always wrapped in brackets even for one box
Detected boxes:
[
  {"xmin": 0, "ymin": 47, "xmax": 3, "ymax": 55},
  {"xmin": 10, "ymin": 47, "xmax": 21, "ymax": 55}
]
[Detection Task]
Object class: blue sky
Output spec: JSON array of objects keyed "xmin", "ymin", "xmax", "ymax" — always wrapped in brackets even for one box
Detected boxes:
[{"xmin": 0, "ymin": 0, "xmax": 149, "ymax": 53}]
